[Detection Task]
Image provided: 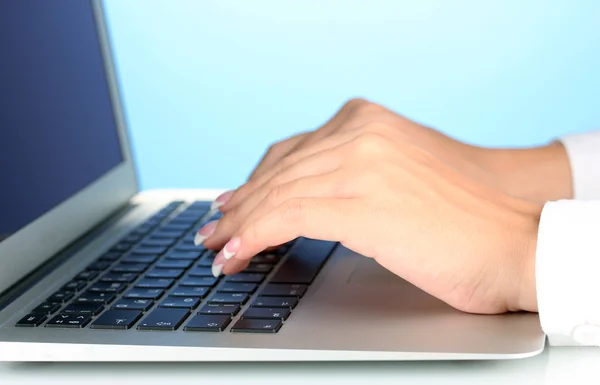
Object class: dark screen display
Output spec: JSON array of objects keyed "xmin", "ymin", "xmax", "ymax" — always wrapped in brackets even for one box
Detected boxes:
[{"xmin": 0, "ymin": 0, "xmax": 124, "ymax": 241}]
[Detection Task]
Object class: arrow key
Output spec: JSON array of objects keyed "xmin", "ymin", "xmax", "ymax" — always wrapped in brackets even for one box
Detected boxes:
[{"xmin": 45, "ymin": 313, "xmax": 91, "ymax": 328}]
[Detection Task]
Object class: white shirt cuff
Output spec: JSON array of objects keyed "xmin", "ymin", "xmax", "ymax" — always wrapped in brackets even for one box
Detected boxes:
[
  {"xmin": 559, "ymin": 131, "xmax": 600, "ymax": 200},
  {"xmin": 536, "ymin": 199, "xmax": 600, "ymax": 346}
]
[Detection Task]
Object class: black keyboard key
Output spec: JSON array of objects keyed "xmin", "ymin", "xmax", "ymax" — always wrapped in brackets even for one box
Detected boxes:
[
  {"xmin": 145, "ymin": 268, "xmax": 184, "ymax": 279},
  {"xmin": 195, "ymin": 252, "xmax": 215, "ymax": 267},
  {"xmin": 31, "ymin": 302, "xmax": 61, "ymax": 315},
  {"xmin": 155, "ymin": 260, "xmax": 193, "ymax": 269},
  {"xmin": 270, "ymin": 238, "xmax": 335, "ymax": 284},
  {"xmin": 180, "ymin": 276, "xmax": 218, "ymax": 287},
  {"xmin": 150, "ymin": 230, "xmax": 183, "ymax": 239},
  {"xmin": 198, "ymin": 303, "xmax": 240, "ymax": 316},
  {"xmin": 61, "ymin": 280, "xmax": 87, "ymax": 292},
  {"xmin": 175, "ymin": 244, "xmax": 204, "ymax": 253},
  {"xmin": 16, "ymin": 313, "xmax": 47, "ymax": 327},
  {"xmin": 137, "ymin": 308, "xmax": 189, "ymax": 331},
  {"xmin": 209, "ymin": 293, "xmax": 248, "ymax": 305},
  {"xmin": 230, "ymin": 318, "xmax": 282, "ymax": 333},
  {"xmin": 75, "ymin": 291, "xmax": 116, "ymax": 305},
  {"xmin": 165, "ymin": 251, "xmax": 203, "ymax": 260},
  {"xmin": 47, "ymin": 291, "xmax": 74, "ymax": 303},
  {"xmin": 169, "ymin": 217, "xmax": 197, "ymax": 226},
  {"xmin": 170, "ymin": 286, "xmax": 210, "ymax": 298},
  {"xmin": 141, "ymin": 238, "xmax": 177, "ymax": 248},
  {"xmin": 132, "ymin": 225, "xmax": 153, "ymax": 236},
  {"xmin": 251, "ymin": 296, "xmax": 298, "ymax": 309},
  {"xmin": 184, "ymin": 315, "xmax": 231, "ymax": 332},
  {"xmin": 112, "ymin": 299, "xmax": 154, "ymax": 311},
  {"xmin": 187, "ymin": 267, "xmax": 212, "ymax": 277},
  {"xmin": 62, "ymin": 302, "xmax": 105, "ymax": 315},
  {"xmin": 112, "ymin": 263, "xmax": 148, "ymax": 273},
  {"xmin": 45, "ymin": 313, "xmax": 92, "ymax": 328},
  {"xmin": 242, "ymin": 307, "xmax": 290, "ymax": 320},
  {"xmin": 124, "ymin": 288, "xmax": 164, "ymax": 300},
  {"xmin": 99, "ymin": 251, "xmax": 121, "ymax": 262},
  {"xmin": 110, "ymin": 242, "xmax": 131, "ymax": 253},
  {"xmin": 121, "ymin": 234, "xmax": 143, "ymax": 244},
  {"xmin": 88, "ymin": 282, "xmax": 127, "ymax": 293},
  {"xmin": 121, "ymin": 254, "xmax": 158, "ymax": 264},
  {"xmin": 160, "ymin": 223, "xmax": 192, "ymax": 232},
  {"xmin": 243, "ymin": 263, "xmax": 273, "ymax": 274},
  {"xmin": 260, "ymin": 284, "xmax": 307, "ymax": 298},
  {"xmin": 251, "ymin": 254, "xmax": 280, "ymax": 264},
  {"xmin": 187, "ymin": 201, "xmax": 211, "ymax": 211},
  {"xmin": 225, "ymin": 273, "xmax": 266, "ymax": 284},
  {"xmin": 90, "ymin": 310, "xmax": 143, "ymax": 330},
  {"xmin": 132, "ymin": 246, "xmax": 169, "ymax": 255},
  {"xmin": 75, "ymin": 270, "xmax": 98, "ymax": 281},
  {"xmin": 159, "ymin": 296, "xmax": 201, "ymax": 309},
  {"xmin": 218, "ymin": 283, "xmax": 257, "ymax": 294},
  {"xmin": 100, "ymin": 272, "xmax": 138, "ymax": 283},
  {"xmin": 87, "ymin": 261, "xmax": 112, "ymax": 271},
  {"xmin": 135, "ymin": 278, "xmax": 174, "ymax": 289}
]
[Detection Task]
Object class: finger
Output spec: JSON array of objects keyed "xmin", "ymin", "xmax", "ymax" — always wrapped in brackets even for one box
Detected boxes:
[
  {"xmin": 222, "ymin": 127, "xmax": 363, "ymax": 212},
  {"xmin": 226, "ymin": 197, "xmax": 362, "ymax": 266},
  {"xmin": 247, "ymin": 99, "xmax": 365, "ymax": 182},
  {"xmin": 203, "ymin": 170, "xmax": 345, "ymax": 250},
  {"xmin": 248, "ymin": 132, "xmax": 309, "ymax": 181},
  {"xmin": 279, "ymin": 99, "xmax": 366, "ymax": 155},
  {"xmin": 221, "ymin": 257, "xmax": 250, "ymax": 275}
]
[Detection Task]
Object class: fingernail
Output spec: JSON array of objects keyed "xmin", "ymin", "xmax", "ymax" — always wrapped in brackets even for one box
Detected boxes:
[
  {"xmin": 194, "ymin": 220, "xmax": 218, "ymax": 246},
  {"xmin": 211, "ymin": 238, "xmax": 241, "ymax": 277},
  {"xmin": 211, "ymin": 262, "xmax": 223, "ymax": 277},
  {"xmin": 212, "ymin": 250, "xmax": 226, "ymax": 277},
  {"xmin": 223, "ymin": 237, "xmax": 241, "ymax": 260},
  {"xmin": 210, "ymin": 190, "xmax": 235, "ymax": 212}
]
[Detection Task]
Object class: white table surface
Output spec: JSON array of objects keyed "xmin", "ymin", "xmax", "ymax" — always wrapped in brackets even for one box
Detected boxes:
[{"xmin": 1, "ymin": 347, "xmax": 599, "ymax": 385}]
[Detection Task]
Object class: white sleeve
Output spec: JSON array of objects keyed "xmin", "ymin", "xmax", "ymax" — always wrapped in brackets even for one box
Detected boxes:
[
  {"xmin": 560, "ymin": 130, "xmax": 600, "ymax": 199},
  {"xmin": 536, "ymin": 130, "xmax": 600, "ymax": 346}
]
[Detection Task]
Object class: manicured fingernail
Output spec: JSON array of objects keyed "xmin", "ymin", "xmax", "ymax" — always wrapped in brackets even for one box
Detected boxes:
[
  {"xmin": 211, "ymin": 250, "xmax": 226, "ymax": 277},
  {"xmin": 211, "ymin": 262, "xmax": 223, "ymax": 277},
  {"xmin": 210, "ymin": 190, "xmax": 234, "ymax": 212},
  {"xmin": 211, "ymin": 238, "xmax": 241, "ymax": 277},
  {"xmin": 223, "ymin": 237, "xmax": 241, "ymax": 260},
  {"xmin": 194, "ymin": 220, "xmax": 218, "ymax": 246}
]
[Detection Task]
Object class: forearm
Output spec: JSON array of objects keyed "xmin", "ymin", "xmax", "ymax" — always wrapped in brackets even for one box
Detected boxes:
[{"xmin": 482, "ymin": 142, "xmax": 573, "ymax": 204}]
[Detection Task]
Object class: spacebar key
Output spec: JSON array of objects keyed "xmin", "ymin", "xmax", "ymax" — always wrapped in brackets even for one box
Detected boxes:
[{"xmin": 269, "ymin": 238, "xmax": 336, "ymax": 284}]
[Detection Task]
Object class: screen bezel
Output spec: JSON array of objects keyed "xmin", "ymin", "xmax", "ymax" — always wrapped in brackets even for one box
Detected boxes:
[{"xmin": 0, "ymin": 0, "xmax": 138, "ymax": 295}]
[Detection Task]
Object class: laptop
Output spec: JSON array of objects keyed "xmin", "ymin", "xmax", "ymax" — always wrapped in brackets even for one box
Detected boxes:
[{"xmin": 0, "ymin": 0, "xmax": 546, "ymax": 361}]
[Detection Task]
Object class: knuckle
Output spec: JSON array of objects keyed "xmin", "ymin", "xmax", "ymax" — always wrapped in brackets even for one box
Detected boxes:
[
  {"xmin": 280, "ymin": 198, "xmax": 305, "ymax": 224},
  {"xmin": 353, "ymin": 100, "xmax": 385, "ymax": 116},
  {"xmin": 248, "ymin": 221, "xmax": 264, "ymax": 245},
  {"xmin": 266, "ymin": 183, "xmax": 288, "ymax": 206},
  {"xmin": 343, "ymin": 97, "xmax": 369, "ymax": 110},
  {"xmin": 352, "ymin": 132, "xmax": 390, "ymax": 157}
]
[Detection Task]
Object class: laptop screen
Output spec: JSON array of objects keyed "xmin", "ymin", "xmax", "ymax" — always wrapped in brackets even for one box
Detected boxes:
[{"xmin": 0, "ymin": 0, "xmax": 124, "ymax": 243}]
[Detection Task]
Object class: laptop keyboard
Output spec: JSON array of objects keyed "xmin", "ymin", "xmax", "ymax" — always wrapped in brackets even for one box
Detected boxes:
[{"xmin": 15, "ymin": 201, "xmax": 336, "ymax": 333}]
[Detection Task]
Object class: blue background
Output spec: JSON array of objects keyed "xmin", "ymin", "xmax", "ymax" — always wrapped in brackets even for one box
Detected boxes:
[{"xmin": 103, "ymin": 0, "xmax": 600, "ymax": 191}]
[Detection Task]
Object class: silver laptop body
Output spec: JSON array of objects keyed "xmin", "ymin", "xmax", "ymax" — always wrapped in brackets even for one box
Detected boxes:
[{"xmin": 0, "ymin": 0, "xmax": 546, "ymax": 361}]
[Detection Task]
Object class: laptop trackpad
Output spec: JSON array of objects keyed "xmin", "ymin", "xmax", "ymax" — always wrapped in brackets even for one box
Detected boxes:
[{"xmin": 346, "ymin": 257, "xmax": 410, "ymax": 287}]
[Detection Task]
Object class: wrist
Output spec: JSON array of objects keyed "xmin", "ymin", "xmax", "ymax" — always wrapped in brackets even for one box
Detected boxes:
[
  {"xmin": 515, "ymin": 213, "xmax": 540, "ymax": 313},
  {"xmin": 480, "ymin": 143, "xmax": 573, "ymax": 204}
]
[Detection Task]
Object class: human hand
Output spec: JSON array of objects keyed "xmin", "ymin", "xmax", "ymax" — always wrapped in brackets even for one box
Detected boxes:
[
  {"xmin": 197, "ymin": 119, "xmax": 542, "ymax": 314},
  {"xmin": 210, "ymin": 99, "xmax": 571, "ymax": 209}
]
